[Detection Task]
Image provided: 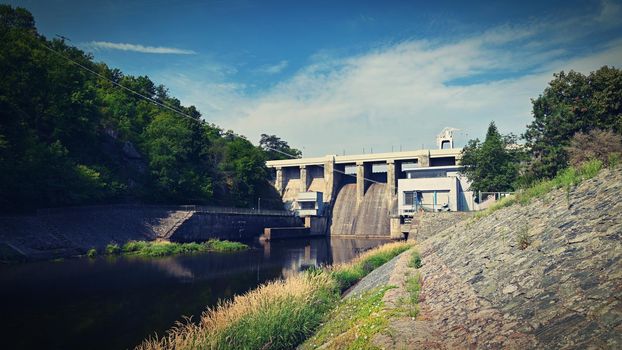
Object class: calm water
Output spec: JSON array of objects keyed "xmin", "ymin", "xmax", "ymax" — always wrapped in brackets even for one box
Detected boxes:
[{"xmin": 0, "ymin": 237, "xmax": 388, "ymax": 350}]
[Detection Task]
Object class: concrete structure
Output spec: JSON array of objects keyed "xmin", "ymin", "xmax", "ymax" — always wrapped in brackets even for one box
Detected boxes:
[
  {"xmin": 397, "ymin": 165, "xmax": 475, "ymax": 214},
  {"xmin": 296, "ymin": 191, "xmax": 324, "ymax": 217},
  {"xmin": 267, "ymin": 147, "xmax": 463, "ymax": 210}
]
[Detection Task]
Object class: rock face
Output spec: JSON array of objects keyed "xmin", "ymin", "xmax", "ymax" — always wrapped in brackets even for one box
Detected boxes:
[{"xmin": 412, "ymin": 167, "xmax": 622, "ymax": 348}]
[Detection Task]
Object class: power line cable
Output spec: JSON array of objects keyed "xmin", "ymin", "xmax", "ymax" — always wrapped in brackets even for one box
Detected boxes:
[{"xmin": 39, "ymin": 39, "xmax": 385, "ymax": 185}]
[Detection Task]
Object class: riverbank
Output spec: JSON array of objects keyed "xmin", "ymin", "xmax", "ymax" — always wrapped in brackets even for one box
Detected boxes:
[
  {"xmin": 313, "ymin": 165, "xmax": 622, "ymax": 349},
  {"xmin": 0, "ymin": 204, "xmax": 300, "ymax": 261},
  {"xmin": 136, "ymin": 241, "xmax": 412, "ymax": 350}
]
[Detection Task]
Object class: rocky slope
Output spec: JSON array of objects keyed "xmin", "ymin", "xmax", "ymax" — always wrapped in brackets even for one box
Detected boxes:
[{"xmin": 394, "ymin": 166, "xmax": 622, "ymax": 348}]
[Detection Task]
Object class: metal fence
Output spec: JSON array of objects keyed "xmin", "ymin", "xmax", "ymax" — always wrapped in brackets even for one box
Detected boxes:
[{"xmin": 36, "ymin": 204, "xmax": 294, "ymax": 217}]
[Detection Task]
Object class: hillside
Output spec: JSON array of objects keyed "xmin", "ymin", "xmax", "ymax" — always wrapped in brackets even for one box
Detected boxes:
[{"xmin": 0, "ymin": 6, "xmax": 281, "ymax": 212}]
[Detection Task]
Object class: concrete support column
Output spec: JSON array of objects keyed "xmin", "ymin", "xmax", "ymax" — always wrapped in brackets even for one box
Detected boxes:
[
  {"xmin": 386, "ymin": 160, "xmax": 398, "ymax": 214},
  {"xmin": 420, "ymin": 151, "xmax": 430, "ymax": 167},
  {"xmin": 356, "ymin": 161, "xmax": 371, "ymax": 206},
  {"xmin": 275, "ymin": 167, "xmax": 285, "ymax": 195},
  {"xmin": 323, "ymin": 156, "xmax": 335, "ymax": 203},
  {"xmin": 299, "ymin": 165, "xmax": 308, "ymax": 193}
]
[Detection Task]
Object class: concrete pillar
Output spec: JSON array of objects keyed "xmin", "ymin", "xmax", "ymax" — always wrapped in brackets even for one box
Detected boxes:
[
  {"xmin": 356, "ymin": 161, "xmax": 371, "ymax": 206},
  {"xmin": 300, "ymin": 165, "xmax": 308, "ymax": 193},
  {"xmin": 323, "ymin": 156, "xmax": 335, "ymax": 203},
  {"xmin": 275, "ymin": 167, "xmax": 285, "ymax": 195},
  {"xmin": 420, "ymin": 151, "xmax": 430, "ymax": 167},
  {"xmin": 390, "ymin": 216, "xmax": 403, "ymax": 239},
  {"xmin": 386, "ymin": 160, "xmax": 398, "ymax": 215}
]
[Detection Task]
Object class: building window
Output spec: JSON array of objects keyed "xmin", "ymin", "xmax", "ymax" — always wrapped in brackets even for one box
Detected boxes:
[{"xmin": 404, "ymin": 191, "xmax": 415, "ymax": 206}]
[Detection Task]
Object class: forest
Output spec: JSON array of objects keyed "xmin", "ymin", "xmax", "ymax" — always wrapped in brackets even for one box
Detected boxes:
[{"xmin": 0, "ymin": 5, "xmax": 290, "ymax": 212}]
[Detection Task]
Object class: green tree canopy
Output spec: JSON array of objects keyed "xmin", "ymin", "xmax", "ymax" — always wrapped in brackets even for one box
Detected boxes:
[
  {"xmin": 460, "ymin": 122, "xmax": 524, "ymax": 193},
  {"xmin": 0, "ymin": 5, "xmax": 282, "ymax": 212},
  {"xmin": 523, "ymin": 66, "xmax": 622, "ymax": 181},
  {"xmin": 259, "ymin": 134, "xmax": 302, "ymax": 160}
]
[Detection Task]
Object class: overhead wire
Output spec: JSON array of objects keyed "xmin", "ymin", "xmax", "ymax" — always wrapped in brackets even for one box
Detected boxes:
[{"xmin": 39, "ymin": 39, "xmax": 386, "ymax": 185}]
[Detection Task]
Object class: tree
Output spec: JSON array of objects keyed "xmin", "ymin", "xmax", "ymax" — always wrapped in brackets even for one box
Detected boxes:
[
  {"xmin": 0, "ymin": 5, "xmax": 282, "ymax": 211},
  {"xmin": 460, "ymin": 122, "xmax": 524, "ymax": 193},
  {"xmin": 259, "ymin": 134, "xmax": 301, "ymax": 160},
  {"xmin": 523, "ymin": 66, "xmax": 622, "ymax": 181}
]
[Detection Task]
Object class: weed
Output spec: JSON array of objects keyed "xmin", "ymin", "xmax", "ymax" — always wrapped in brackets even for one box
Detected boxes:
[
  {"xmin": 408, "ymin": 250, "xmax": 422, "ymax": 269},
  {"xmin": 516, "ymin": 226, "xmax": 531, "ymax": 250},
  {"xmin": 609, "ymin": 152, "xmax": 621, "ymax": 169}
]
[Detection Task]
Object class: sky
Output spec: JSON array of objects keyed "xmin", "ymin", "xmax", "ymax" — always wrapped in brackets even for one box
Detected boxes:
[{"xmin": 5, "ymin": 0, "xmax": 622, "ymax": 156}]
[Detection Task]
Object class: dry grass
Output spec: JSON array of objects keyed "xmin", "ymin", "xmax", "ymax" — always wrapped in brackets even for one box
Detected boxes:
[{"xmin": 136, "ymin": 241, "xmax": 412, "ymax": 350}]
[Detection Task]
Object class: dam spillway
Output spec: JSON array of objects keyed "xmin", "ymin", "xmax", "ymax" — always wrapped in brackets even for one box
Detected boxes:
[{"xmin": 330, "ymin": 183, "xmax": 391, "ymax": 236}]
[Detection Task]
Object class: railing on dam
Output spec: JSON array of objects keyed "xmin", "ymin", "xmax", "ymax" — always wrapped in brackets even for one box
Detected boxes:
[{"xmin": 36, "ymin": 204, "xmax": 294, "ymax": 217}]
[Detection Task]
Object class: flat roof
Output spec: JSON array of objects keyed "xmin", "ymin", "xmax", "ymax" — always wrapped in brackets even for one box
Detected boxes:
[{"xmin": 266, "ymin": 148, "xmax": 462, "ymax": 168}]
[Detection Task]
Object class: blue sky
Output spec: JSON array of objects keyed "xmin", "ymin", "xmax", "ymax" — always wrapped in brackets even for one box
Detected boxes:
[{"xmin": 6, "ymin": 0, "xmax": 622, "ymax": 156}]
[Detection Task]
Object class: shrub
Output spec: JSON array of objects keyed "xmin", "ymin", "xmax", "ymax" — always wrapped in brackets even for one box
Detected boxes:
[
  {"xmin": 516, "ymin": 226, "xmax": 531, "ymax": 250},
  {"xmin": 105, "ymin": 243, "xmax": 120, "ymax": 255},
  {"xmin": 566, "ymin": 129, "xmax": 622, "ymax": 167},
  {"xmin": 86, "ymin": 248, "xmax": 97, "ymax": 258},
  {"xmin": 408, "ymin": 250, "xmax": 423, "ymax": 269}
]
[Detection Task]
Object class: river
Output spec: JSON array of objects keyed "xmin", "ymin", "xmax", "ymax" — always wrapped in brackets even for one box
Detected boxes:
[{"xmin": 0, "ymin": 237, "xmax": 388, "ymax": 350}]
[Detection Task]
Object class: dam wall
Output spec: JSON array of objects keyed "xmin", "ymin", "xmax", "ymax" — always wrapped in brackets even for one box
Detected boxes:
[
  {"xmin": 170, "ymin": 212, "xmax": 302, "ymax": 242},
  {"xmin": 330, "ymin": 183, "xmax": 391, "ymax": 236}
]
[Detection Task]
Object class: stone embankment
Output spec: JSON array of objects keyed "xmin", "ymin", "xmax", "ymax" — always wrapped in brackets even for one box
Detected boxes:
[
  {"xmin": 404, "ymin": 167, "xmax": 621, "ymax": 348},
  {"xmin": 344, "ymin": 167, "xmax": 621, "ymax": 349},
  {"xmin": 0, "ymin": 205, "xmax": 300, "ymax": 261}
]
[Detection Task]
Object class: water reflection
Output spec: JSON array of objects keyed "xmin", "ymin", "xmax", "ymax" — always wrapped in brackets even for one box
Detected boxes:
[{"xmin": 0, "ymin": 236, "xmax": 388, "ymax": 350}]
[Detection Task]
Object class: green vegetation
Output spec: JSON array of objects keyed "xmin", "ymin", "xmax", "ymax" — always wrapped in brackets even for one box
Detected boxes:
[
  {"xmin": 404, "ymin": 272, "xmax": 421, "ymax": 317},
  {"xmin": 408, "ymin": 250, "xmax": 422, "ymax": 269},
  {"xmin": 300, "ymin": 286, "xmax": 392, "ymax": 350},
  {"xmin": 102, "ymin": 239, "xmax": 249, "ymax": 257},
  {"xmin": 516, "ymin": 226, "xmax": 531, "ymax": 250},
  {"xmin": 137, "ymin": 242, "xmax": 412, "ymax": 350},
  {"xmin": 523, "ymin": 67, "xmax": 622, "ymax": 182},
  {"xmin": 331, "ymin": 243, "xmax": 412, "ymax": 291},
  {"xmin": 105, "ymin": 243, "xmax": 121, "ymax": 255},
  {"xmin": 86, "ymin": 248, "xmax": 97, "ymax": 258},
  {"xmin": 461, "ymin": 122, "xmax": 525, "ymax": 192},
  {"xmin": 0, "ymin": 5, "xmax": 285, "ymax": 213},
  {"xmin": 474, "ymin": 159, "xmax": 605, "ymax": 219}
]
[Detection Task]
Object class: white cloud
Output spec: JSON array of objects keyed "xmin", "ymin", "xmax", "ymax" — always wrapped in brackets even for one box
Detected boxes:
[
  {"xmin": 255, "ymin": 60, "xmax": 289, "ymax": 74},
  {"xmin": 167, "ymin": 3, "xmax": 622, "ymax": 156},
  {"xmin": 84, "ymin": 41, "xmax": 196, "ymax": 54}
]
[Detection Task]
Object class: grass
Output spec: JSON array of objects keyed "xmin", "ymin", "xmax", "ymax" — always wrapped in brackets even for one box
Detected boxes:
[
  {"xmin": 408, "ymin": 250, "xmax": 422, "ymax": 269},
  {"xmin": 299, "ymin": 286, "xmax": 393, "ymax": 350},
  {"xmin": 331, "ymin": 242, "xmax": 412, "ymax": 292},
  {"xmin": 475, "ymin": 159, "xmax": 604, "ymax": 219},
  {"xmin": 101, "ymin": 239, "xmax": 248, "ymax": 258},
  {"xmin": 136, "ymin": 241, "xmax": 412, "ymax": 350}
]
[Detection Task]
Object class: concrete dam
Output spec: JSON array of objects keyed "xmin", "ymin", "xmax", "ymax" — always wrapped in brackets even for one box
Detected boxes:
[{"xmin": 330, "ymin": 183, "xmax": 391, "ymax": 236}]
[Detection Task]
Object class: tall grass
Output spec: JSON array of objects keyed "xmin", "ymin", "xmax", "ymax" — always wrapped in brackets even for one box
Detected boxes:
[
  {"xmin": 330, "ymin": 242, "xmax": 413, "ymax": 291},
  {"xmin": 136, "ymin": 241, "xmax": 412, "ymax": 350},
  {"xmin": 475, "ymin": 159, "xmax": 604, "ymax": 218}
]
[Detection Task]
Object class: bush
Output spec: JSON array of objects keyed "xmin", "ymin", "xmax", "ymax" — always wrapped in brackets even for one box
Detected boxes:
[
  {"xmin": 105, "ymin": 243, "xmax": 121, "ymax": 255},
  {"xmin": 566, "ymin": 129, "xmax": 622, "ymax": 167},
  {"xmin": 408, "ymin": 251, "xmax": 423, "ymax": 269},
  {"xmin": 86, "ymin": 248, "xmax": 97, "ymax": 258}
]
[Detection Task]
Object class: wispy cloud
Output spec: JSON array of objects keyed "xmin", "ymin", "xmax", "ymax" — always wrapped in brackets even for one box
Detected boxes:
[
  {"xmin": 84, "ymin": 41, "xmax": 196, "ymax": 54},
  {"xmin": 169, "ymin": 0, "xmax": 622, "ymax": 156},
  {"xmin": 255, "ymin": 60, "xmax": 288, "ymax": 74}
]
